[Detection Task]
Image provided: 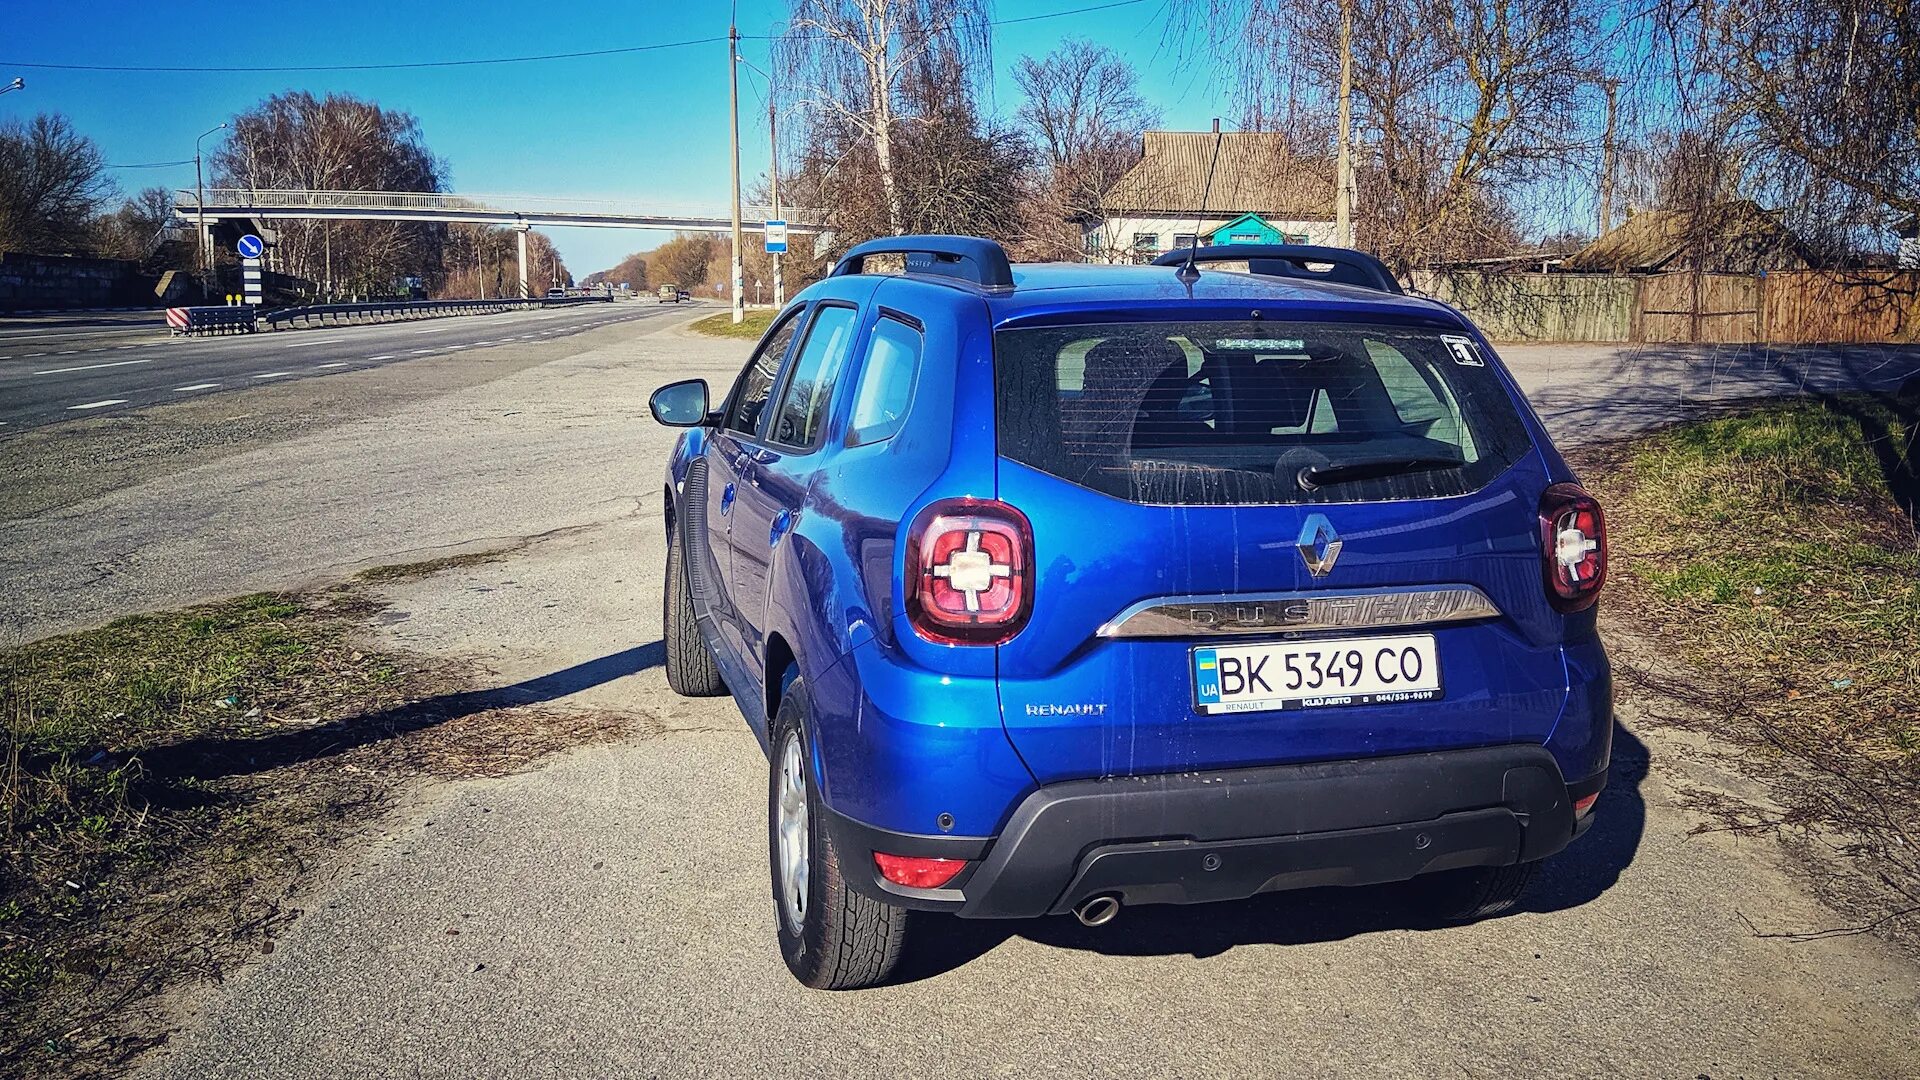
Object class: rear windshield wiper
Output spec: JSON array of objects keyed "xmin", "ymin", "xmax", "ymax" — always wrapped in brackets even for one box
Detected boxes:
[{"xmin": 1297, "ymin": 455, "xmax": 1462, "ymax": 491}]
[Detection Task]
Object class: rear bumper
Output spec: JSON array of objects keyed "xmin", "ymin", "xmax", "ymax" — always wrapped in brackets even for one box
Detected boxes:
[{"xmin": 824, "ymin": 744, "xmax": 1600, "ymax": 919}]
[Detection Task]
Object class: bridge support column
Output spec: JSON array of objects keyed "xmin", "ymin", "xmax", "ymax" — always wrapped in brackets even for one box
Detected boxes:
[{"xmin": 515, "ymin": 225, "xmax": 530, "ymax": 299}]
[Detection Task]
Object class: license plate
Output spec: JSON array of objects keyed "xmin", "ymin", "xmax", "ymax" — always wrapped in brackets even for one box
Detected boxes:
[{"xmin": 1191, "ymin": 634, "xmax": 1441, "ymax": 714}]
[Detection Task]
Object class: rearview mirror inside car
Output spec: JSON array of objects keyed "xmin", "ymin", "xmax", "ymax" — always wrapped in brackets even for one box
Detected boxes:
[{"xmin": 650, "ymin": 379, "xmax": 711, "ymax": 427}]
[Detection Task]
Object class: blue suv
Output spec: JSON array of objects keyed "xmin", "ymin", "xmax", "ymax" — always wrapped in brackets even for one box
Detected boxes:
[{"xmin": 650, "ymin": 238, "xmax": 1611, "ymax": 990}]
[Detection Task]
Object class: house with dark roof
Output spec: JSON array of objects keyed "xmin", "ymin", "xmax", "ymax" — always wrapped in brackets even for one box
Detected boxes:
[
  {"xmin": 1563, "ymin": 201, "xmax": 1814, "ymax": 274},
  {"xmin": 1084, "ymin": 131, "xmax": 1337, "ymax": 262}
]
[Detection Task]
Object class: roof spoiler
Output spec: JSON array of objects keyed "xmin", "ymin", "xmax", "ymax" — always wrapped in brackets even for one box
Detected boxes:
[
  {"xmin": 831, "ymin": 235, "xmax": 1015, "ymax": 289},
  {"xmin": 1152, "ymin": 244, "xmax": 1404, "ymax": 294}
]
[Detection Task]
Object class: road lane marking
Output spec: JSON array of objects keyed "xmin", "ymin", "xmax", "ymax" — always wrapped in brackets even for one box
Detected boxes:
[
  {"xmin": 316, "ymin": 362, "xmax": 349, "ymax": 368},
  {"xmin": 409, "ymin": 348, "xmax": 437, "ymax": 354},
  {"xmin": 414, "ymin": 326, "xmax": 452, "ymax": 334},
  {"xmin": 34, "ymin": 357, "xmax": 155, "ymax": 375},
  {"xmin": 24, "ymin": 352, "xmax": 46, "ymax": 357},
  {"xmin": 68, "ymin": 399, "xmax": 128, "ymax": 410},
  {"xmin": 444, "ymin": 343, "xmax": 468, "ymax": 349},
  {"xmin": 252, "ymin": 371, "xmax": 292, "ymax": 379},
  {"xmin": 284, "ymin": 337, "xmax": 345, "ymax": 348},
  {"xmin": 116, "ymin": 345, "xmax": 135, "ymax": 350},
  {"xmin": 173, "ymin": 382, "xmax": 220, "ymax": 392},
  {"xmin": 366, "ymin": 354, "xmax": 396, "ymax": 360}
]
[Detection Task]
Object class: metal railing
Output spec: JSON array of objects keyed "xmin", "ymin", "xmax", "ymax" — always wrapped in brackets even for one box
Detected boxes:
[
  {"xmin": 178, "ymin": 188, "xmax": 827, "ymax": 229},
  {"xmin": 167, "ymin": 305, "xmax": 257, "ymax": 336},
  {"xmin": 261, "ymin": 294, "xmax": 610, "ymax": 331}
]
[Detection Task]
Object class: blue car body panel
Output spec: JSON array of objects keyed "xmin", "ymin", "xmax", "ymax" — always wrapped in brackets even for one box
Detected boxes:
[{"xmin": 662, "ymin": 258, "xmax": 1611, "ymax": 853}]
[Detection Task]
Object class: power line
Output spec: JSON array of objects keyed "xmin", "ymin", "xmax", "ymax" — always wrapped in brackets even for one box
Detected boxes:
[
  {"xmin": 0, "ymin": 36, "xmax": 728, "ymax": 73},
  {"xmin": 108, "ymin": 159, "xmax": 193, "ymax": 169},
  {"xmin": 0, "ymin": 0, "xmax": 1153, "ymax": 74}
]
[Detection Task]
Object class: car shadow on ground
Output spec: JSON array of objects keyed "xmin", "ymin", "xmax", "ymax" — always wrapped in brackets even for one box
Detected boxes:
[
  {"xmin": 128, "ymin": 641, "xmax": 665, "ymax": 784},
  {"xmin": 893, "ymin": 723, "xmax": 1650, "ymax": 983}
]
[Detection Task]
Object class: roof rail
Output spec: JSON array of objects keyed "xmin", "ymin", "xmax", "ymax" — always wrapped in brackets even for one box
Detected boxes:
[
  {"xmin": 1152, "ymin": 244, "xmax": 1404, "ymax": 294},
  {"xmin": 831, "ymin": 235, "xmax": 1015, "ymax": 289}
]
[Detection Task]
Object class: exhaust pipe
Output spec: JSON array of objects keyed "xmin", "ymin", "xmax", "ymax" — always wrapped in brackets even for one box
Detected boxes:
[{"xmin": 1073, "ymin": 894, "xmax": 1121, "ymax": 927}]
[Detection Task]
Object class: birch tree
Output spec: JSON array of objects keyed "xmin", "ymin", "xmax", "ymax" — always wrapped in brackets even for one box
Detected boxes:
[{"xmin": 780, "ymin": 0, "xmax": 991, "ymax": 234}]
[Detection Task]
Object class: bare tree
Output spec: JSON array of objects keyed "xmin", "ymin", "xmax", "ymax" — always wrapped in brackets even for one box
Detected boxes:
[
  {"xmin": 212, "ymin": 91, "xmax": 446, "ymax": 298},
  {"xmin": 0, "ymin": 113, "xmax": 115, "ymax": 255},
  {"xmin": 91, "ymin": 186, "xmax": 178, "ymax": 264},
  {"xmin": 1190, "ymin": 0, "xmax": 1612, "ymax": 269},
  {"xmin": 1012, "ymin": 38, "xmax": 1159, "ymax": 260},
  {"xmin": 780, "ymin": 0, "xmax": 991, "ymax": 234}
]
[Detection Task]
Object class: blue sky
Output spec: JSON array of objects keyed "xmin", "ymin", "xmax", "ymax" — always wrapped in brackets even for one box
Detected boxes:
[{"xmin": 4, "ymin": 0, "xmax": 1230, "ymax": 273}]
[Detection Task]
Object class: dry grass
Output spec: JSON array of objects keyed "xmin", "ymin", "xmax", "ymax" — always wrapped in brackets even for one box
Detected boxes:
[
  {"xmin": 0, "ymin": 585, "xmax": 630, "ymax": 1076},
  {"xmin": 1579, "ymin": 391, "xmax": 1920, "ymax": 935}
]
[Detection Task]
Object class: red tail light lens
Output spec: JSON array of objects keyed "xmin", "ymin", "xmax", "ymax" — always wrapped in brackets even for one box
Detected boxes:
[
  {"xmin": 906, "ymin": 498, "xmax": 1033, "ymax": 645},
  {"xmin": 873, "ymin": 852, "xmax": 968, "ymax": 889},
  {"xmin": 1539, "ymin": 483, "xmax": 1607, "ymax": 613}
]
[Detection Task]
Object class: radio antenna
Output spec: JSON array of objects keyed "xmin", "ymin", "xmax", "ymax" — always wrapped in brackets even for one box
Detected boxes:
[{"xmin": 1177, "ymin": 118, "xmax": 1225, "ymax": 286}]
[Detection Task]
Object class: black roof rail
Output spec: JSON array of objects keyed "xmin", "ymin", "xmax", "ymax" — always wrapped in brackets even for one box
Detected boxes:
[
  {"xmin": 831, "ymin": 235, "xmax": 1015, "ymax": 289},
  {"xmin": 1152, "ymin": 244, "xmax": 1404, "ymax": 294}
]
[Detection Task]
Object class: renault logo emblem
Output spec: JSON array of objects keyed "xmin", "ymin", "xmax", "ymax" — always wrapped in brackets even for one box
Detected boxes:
[{"xmin": 1297, "ymin": 513, "xmax": 1342, "ymax": 577}]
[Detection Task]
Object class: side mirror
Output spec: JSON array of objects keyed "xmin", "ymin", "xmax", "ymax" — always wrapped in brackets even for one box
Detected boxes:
[{"xmin": 650, "ymin": 379, "xmax": 711, "ymax": 427}]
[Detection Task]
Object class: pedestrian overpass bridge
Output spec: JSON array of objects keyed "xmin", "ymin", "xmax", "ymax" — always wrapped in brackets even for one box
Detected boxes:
[{"xmin": 174, "ymin": 188, "xmax": 829, "ymax": 296}]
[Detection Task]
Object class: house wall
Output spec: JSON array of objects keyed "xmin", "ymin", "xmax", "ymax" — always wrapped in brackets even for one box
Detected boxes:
[{"xmin": 1082, "ymin": 215, "xmax": 1335, "ymax": 261}]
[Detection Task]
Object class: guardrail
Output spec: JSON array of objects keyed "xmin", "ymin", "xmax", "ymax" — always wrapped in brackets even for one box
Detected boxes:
[
  {"xmin": 261, "ymin": 294, "xmax": 611, "ymax": 331},
  {"xmin": 166, "ymin": 305, "xmax": 258, "ymax": 336}
]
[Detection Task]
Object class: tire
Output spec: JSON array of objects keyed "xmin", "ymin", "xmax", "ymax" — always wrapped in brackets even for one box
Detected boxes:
[
  {"xmin": 1411, "ymin": 861, "xmax": 1538, "ymax": 922},
  {"xmin": 664, "ymin": 523, "xmax": 725, "ymax": 697},
  {"xmin": 769, "ymin": 680, "xmax": 908, "ymax": 990}
]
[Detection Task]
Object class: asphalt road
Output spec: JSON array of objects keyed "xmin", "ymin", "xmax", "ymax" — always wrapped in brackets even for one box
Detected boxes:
[
  {"xmin": 0, "ymin": 301, "xmax": 690, "ymax": 432},
  {"xmin": 1, "ymin": 318, "xmax": 1917, "ymax": 1076}
]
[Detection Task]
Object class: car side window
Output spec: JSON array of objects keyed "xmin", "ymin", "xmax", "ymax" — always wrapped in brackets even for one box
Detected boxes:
[
  {"xmin": 723, "ymin": 311, "xmax": 803, "ymax": 436},
  {"xmin": 847, "ymin": 315, "xmax": 922, "ymax": 446},
  {"xmin": 767, "ymin": 305, "xmax": 859, "ymax": 448}
]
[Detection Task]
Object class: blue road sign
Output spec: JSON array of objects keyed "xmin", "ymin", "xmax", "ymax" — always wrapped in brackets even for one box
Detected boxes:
[
  {"xmin": 236, "ymin": 234, "xmax": 264, "ymax": 259},
  {"xmin": 764, "ymin": 221, "xmax": 788, "ymax": 254}
]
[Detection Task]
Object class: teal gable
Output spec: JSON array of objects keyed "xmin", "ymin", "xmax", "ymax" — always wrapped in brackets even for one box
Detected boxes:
[{"xmin": 1208, "ymin": 212, "xmax": 1285, "ymax": 246}]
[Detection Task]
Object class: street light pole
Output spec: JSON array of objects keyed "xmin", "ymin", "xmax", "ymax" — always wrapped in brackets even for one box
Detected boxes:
[
  {"xmin": 728, "ymin": 19, "xmax": 745, "ymax": 325},
  {"xmin": 0, "ymin": 77, "xmax": 24, "ymax": 96},
  {"xmin": 194, "ymin": 122, "xmax": 227, "ymax": 291},
  {"xmin": 1334, "ymin": 0, "xmax": 1354, "ymax": 248}
]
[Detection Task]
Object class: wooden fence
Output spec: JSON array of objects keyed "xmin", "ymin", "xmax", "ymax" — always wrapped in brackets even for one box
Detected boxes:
[{"xmin": 1414, "ymin": 269, "xmax": 1920, "ymax": 344}]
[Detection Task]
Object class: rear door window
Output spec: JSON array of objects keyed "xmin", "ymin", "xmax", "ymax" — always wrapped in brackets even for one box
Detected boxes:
[
  {"xmin": 768, "ymin": 305, "xmax": 859, "ymax": 448},
  {"xmin": 993, "ymin": 320, "xmax": 1531, "ymax": 505}
]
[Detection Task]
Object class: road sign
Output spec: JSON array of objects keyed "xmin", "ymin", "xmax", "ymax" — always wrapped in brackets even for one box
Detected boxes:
[
  {"xmin": 764, "ymin": 220, "xmax": 788, "ymax": 254},
  {"xmin": 236, "ymin": 234, "xmax": 264, "ymax": 259}
]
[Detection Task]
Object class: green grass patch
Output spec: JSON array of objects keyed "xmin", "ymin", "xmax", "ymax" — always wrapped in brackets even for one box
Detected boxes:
[
  {"xmin": 1587, "ymin": 394, "xmax": 1920, "ymax": 761},
  {"xmin": 0, "ymin": 591, "xmax": 419, "ymax": 1070},
  {"xmin": 688, "ymin": 309, "xmax": 775, "ymax": 339}
]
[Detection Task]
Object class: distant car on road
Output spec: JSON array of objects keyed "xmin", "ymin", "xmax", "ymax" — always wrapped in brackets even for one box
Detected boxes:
[
  {"xmin": 650, "ymin": 236, "xmax": 1612, "ymax": 990},
  {"xmin": 659, "ymin": 284, "xmax": 682, "ymax": 303},
  {"xmin": 677, "ymin": 289, "xmax": 690, "ymax": 303},
  {"xmin": 545, "ymin": 287, "xmax": 567, "ymax": 300}
]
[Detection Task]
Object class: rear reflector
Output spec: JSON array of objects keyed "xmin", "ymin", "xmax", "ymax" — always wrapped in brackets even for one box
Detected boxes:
[
  {"xmin": 873, "ymin": 852, "xmax": 967, "ymax": 889},
  {"xmin": 1573, "ymin": 792, "xmax": 1599, "ymax": 817}
]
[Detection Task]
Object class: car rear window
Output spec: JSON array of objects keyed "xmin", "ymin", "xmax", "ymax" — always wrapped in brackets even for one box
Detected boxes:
[{"xmin": 993, "ymin": 320, "xmax": 1534, "ymax": 505}]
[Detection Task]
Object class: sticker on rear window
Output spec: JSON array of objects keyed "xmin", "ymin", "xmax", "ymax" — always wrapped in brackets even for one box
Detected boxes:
[{"xmin": 1440, "ymin": 334, "xmax": 1484, "ymax": 366}]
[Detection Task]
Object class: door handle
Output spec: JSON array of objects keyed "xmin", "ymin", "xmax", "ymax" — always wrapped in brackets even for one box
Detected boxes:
[{"xmin": 720, "ymin": 483, "xmax": 736, "ymax": 514}]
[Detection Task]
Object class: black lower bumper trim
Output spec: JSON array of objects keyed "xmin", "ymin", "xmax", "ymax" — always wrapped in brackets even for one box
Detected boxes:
[{"xmin": 825, "ymin": 744, "xmax": 1581, "ymax": 919}]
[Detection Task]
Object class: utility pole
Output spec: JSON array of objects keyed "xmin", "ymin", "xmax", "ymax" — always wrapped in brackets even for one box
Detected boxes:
[
  {"xmin": 1334, "ymin": 0, "xmax": 1355, "ymax": 248},
  {"xmin": 728, "ymin": 19, "xmax": 746, "ymax": 325},
  {"xmin": 194, "ymin": 123, "xmax": 227, "ymax": 291},
  {"xmin": 770, "ymin": 95, "xmax": 783, "ymax": 307},
  {"xmin": 1598, "ymin": 79, "xmax": 1619, "ymax": 237}
]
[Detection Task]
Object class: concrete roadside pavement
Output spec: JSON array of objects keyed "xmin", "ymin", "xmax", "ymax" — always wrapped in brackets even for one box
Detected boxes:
[{"xmin": 3, "ymin": 321, "xmax": 1916, "ymax": 1077}]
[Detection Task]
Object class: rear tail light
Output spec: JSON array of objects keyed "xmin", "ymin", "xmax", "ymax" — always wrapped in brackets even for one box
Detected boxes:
[
  {"xmin": 873, "ymin": 852, "xmax": 968, "ymax": 889},
  {"xmin": 906, "ymin": 498, "xmax": 1034, "ymax": 645},
  {"xmin": 1573, "ymin": 792, "xmax": 1599, "ymax": 817},
  {"xmin": 1539, "ymin": 483, "xmax": 1607, "ymax": 613}
]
